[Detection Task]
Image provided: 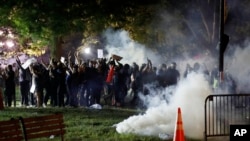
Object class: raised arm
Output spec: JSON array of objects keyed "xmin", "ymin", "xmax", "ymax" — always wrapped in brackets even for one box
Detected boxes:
[
  {"xmin": 74, "ymin": 51, "xmax": 81, "ymax": 65},
  {"xmin": 15, "ymin": 55, "xmax": 24, "ymax": 70},
  {"xmin": 142, "ymin": 58, "xmax": 152, "ymax": 72},
  {"xmin": 67, "ymin": 51, "xmax": 74, "ymax": 72}
]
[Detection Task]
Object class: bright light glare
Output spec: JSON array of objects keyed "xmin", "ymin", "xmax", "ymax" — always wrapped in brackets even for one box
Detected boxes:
[
  {"xmin": 84, "ymin": 47, "xmax": 91, "ymax": 54},
  {"xmin": 6, "ymin": 40, "xmax": 14, "ymax": 48},
  {"xmin": 8, "ymin": 33, "xmax": 14, "ymax": 38},
  {"xmin": 0, "ymin": 42, "xmax": 4, "ymax": 47}
]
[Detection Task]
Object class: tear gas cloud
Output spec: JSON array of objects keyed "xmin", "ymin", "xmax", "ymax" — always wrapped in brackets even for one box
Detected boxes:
[
  {"xmin": 102, "ymin": 28, "xmax": 215, "ymax": 74},
  {"xmin": 101, "ymin": 26, "xmax": 212, "ymax": 139},
  {"xmin": 225, "ymin": 41, "xmax": 250, "ymax": 93},
  {"xmin": 102, "ymin": 28, "xmax": 163, "ymax": 66},
  {"xmin": 115, "ymin": 73, "xmax": 212, "ymax": 139},
  {"xmin": 101, "ymin": 12, "xmax": 250, "ymax": 137},
  {"xmin": 103, "ymin": 27, "xmax": 250, "ymax": 139},
  {"xmin": 103, "ymin": 29, "xmax": 213, "ymax": 139}
]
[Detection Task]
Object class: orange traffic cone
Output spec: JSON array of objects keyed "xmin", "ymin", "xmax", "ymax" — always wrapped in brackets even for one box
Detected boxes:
[
  {"xmin": 0, "ymin": 89, "xmax": 4, "ymax": 110},
  {"xmin": 173, "ymin": 107, "xmax": 185, "ymax": 141}
]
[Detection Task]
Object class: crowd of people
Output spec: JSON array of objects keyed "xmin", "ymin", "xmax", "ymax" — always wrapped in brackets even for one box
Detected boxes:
[{"xmin": 0, "ymin": 53, "xmax": 237, "ymax": 108}]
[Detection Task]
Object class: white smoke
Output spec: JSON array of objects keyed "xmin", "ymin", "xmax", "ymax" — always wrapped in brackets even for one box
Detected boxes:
[
  {"xmin": 102, "ymin": 28, "xmax": 214, "ymax": 139},
  {"xmin": 225, "ymin": 41, "xmax": 250, "ymax": 93},
  {"xmin": 115, "ymin": 72, "xmax": 212, "ymax": 139},
  {"xmin": 102, "ymin": 27, "xmax": 250, "ymax": 140},
  {"xmin": 102, "ymin": 28, "xmax": 163, "ymax": 66},
  {"xmin": 113, "ymin": 40, "xmax": 250, "ymax": 139}
]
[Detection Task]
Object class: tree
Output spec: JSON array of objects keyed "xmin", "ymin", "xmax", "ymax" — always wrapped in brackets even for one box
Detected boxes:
[{"xmin": 0, "ymin": 0, "xmax": 250, "ymax": 61}]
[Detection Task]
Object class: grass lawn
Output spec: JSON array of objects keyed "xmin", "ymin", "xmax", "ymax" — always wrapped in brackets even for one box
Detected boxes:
[
  {"xmin": 0, "ymin": 106, "xmax": 172, "ymax": 141},
  {"xmin": 0, "ymin": 87, "xmax": 202, "ymax": 141}
]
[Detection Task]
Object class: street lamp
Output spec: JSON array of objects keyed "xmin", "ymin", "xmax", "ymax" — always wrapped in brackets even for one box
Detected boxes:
[{"xmin": 84, "ymin": 47, "xmax": 91, "ymax": 54}]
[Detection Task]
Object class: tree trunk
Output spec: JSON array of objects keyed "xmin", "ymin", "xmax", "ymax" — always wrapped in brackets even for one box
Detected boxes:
[{"xmin": 51, "ymin": 36, "xmax": 63, "ymax": 60}]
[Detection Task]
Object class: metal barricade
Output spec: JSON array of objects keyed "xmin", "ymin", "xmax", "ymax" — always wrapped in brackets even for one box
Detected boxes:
[{"xmin": 204, "ymin": 94, "xmax": 250, "ymax": 141}]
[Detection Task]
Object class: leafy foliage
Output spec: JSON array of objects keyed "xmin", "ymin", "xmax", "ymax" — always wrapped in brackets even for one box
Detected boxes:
[{"xmin": 0, "ymin": 0, "xmax": 250, "ymax": 59}]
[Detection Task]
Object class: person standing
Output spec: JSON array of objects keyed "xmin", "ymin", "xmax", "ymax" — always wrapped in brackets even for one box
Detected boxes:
[
  {"xmin": 166, "ymin": 62, "xmax": 180, "ymax": 86},
  {"xmin": 2, "ymin": 65, "xmax": 16, "ymax": 107},
  {"xmin": 141, "ymin": 58, "xmax": 156, "ymax": 95},
  {"xmin": 29, "ymin": 64, "xmax": 43, "ymax": 107},
  {"xmin": 0, "ymin": 66, "xmax": 5, "ymax": 109},
  {"xmin": 156, "ymin": 63, "xmax": 168, "ymax": 88},
  {"xmin": 67, "ymin": 64, "xmax": 80, "ymax": 107},
  {"xmin": 183, "ymin": 63, "xmax": 193, "ymax": 78},
  {"xmin": 130, "ymin": 62, "xmax": 142, "ymax": 106},
  {"xmin": 56, "ymin": 62, "xmax": 67, "ymax": 107},
  {"xmin": 88, "ymin": 60, "xmax": 104, "ymax": 106},
  {"xmin": 15, "ymin": 56, "xmax": 31, "ymax": 107}
]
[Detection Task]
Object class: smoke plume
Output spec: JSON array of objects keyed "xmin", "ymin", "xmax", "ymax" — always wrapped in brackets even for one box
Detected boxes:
[
  {"xmin": 115, "ymin": 72, "xmax": 212, "ymax": 139},
  {"xmin": 225, "ymin": 41, "xmax": 250, "ymax": 93},
  {"xmin": 102, "ymin": 28, "xmax": 213, "ymax": 139},
  {"xmin": 102, "ymin": 28, "xmax": 163, "ymax": 66},
  {"xmin": 102, "ymin": 27, "xmax": 250, "ymax": 140}
]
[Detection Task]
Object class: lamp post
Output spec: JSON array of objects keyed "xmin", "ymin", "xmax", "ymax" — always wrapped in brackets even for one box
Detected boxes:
[{"xmin": 219, "ymin": 0, "xmax": 229, "ymax": 83}]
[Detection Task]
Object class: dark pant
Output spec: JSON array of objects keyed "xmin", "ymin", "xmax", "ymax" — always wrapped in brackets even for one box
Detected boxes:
[
  {"xmin": 20, "ymin": 81, "xmax": 30, "ymax": 106},
  {"xmin": 90, "ymin": 87, "xmax": 102, "ymax": 105},
  {"xmin": 4, "ymin": 88, "xmax": 15, "ymax": 107}
]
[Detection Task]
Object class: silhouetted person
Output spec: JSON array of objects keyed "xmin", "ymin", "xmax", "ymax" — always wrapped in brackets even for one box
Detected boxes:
[
  {"xmin": 16, "ymin": 56, "xmax": 31, "ymax": 107},
  {"xmin": 2, "ymin": 65, "xmax": 16, "ymax": 107},
  {"xmin": 166, "ymin": 62, "xmax": 180, "ymax": 86},
  {"xmin": 183, "ymin": 63, "xmax": 193, "ymax": 78},
  {"xmin": 56, "ymin": 62, "xmax": 67, "ymax": 107},
  {"xmin": 30, "ymin": 64, "xmax": 43, "ymax": 107},
  {"xmin": 130, "ymin": 62, "xmax": 142, "ymax": 106},
  {"xmin": 156, "ymin": 63, "xmax": 168, "ymax": 87}
]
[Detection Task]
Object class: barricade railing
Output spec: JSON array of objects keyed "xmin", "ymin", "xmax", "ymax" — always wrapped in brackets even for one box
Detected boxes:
[{"xmin": 204, "ymin": 94, "xmax": 250, "ymax": 141}]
